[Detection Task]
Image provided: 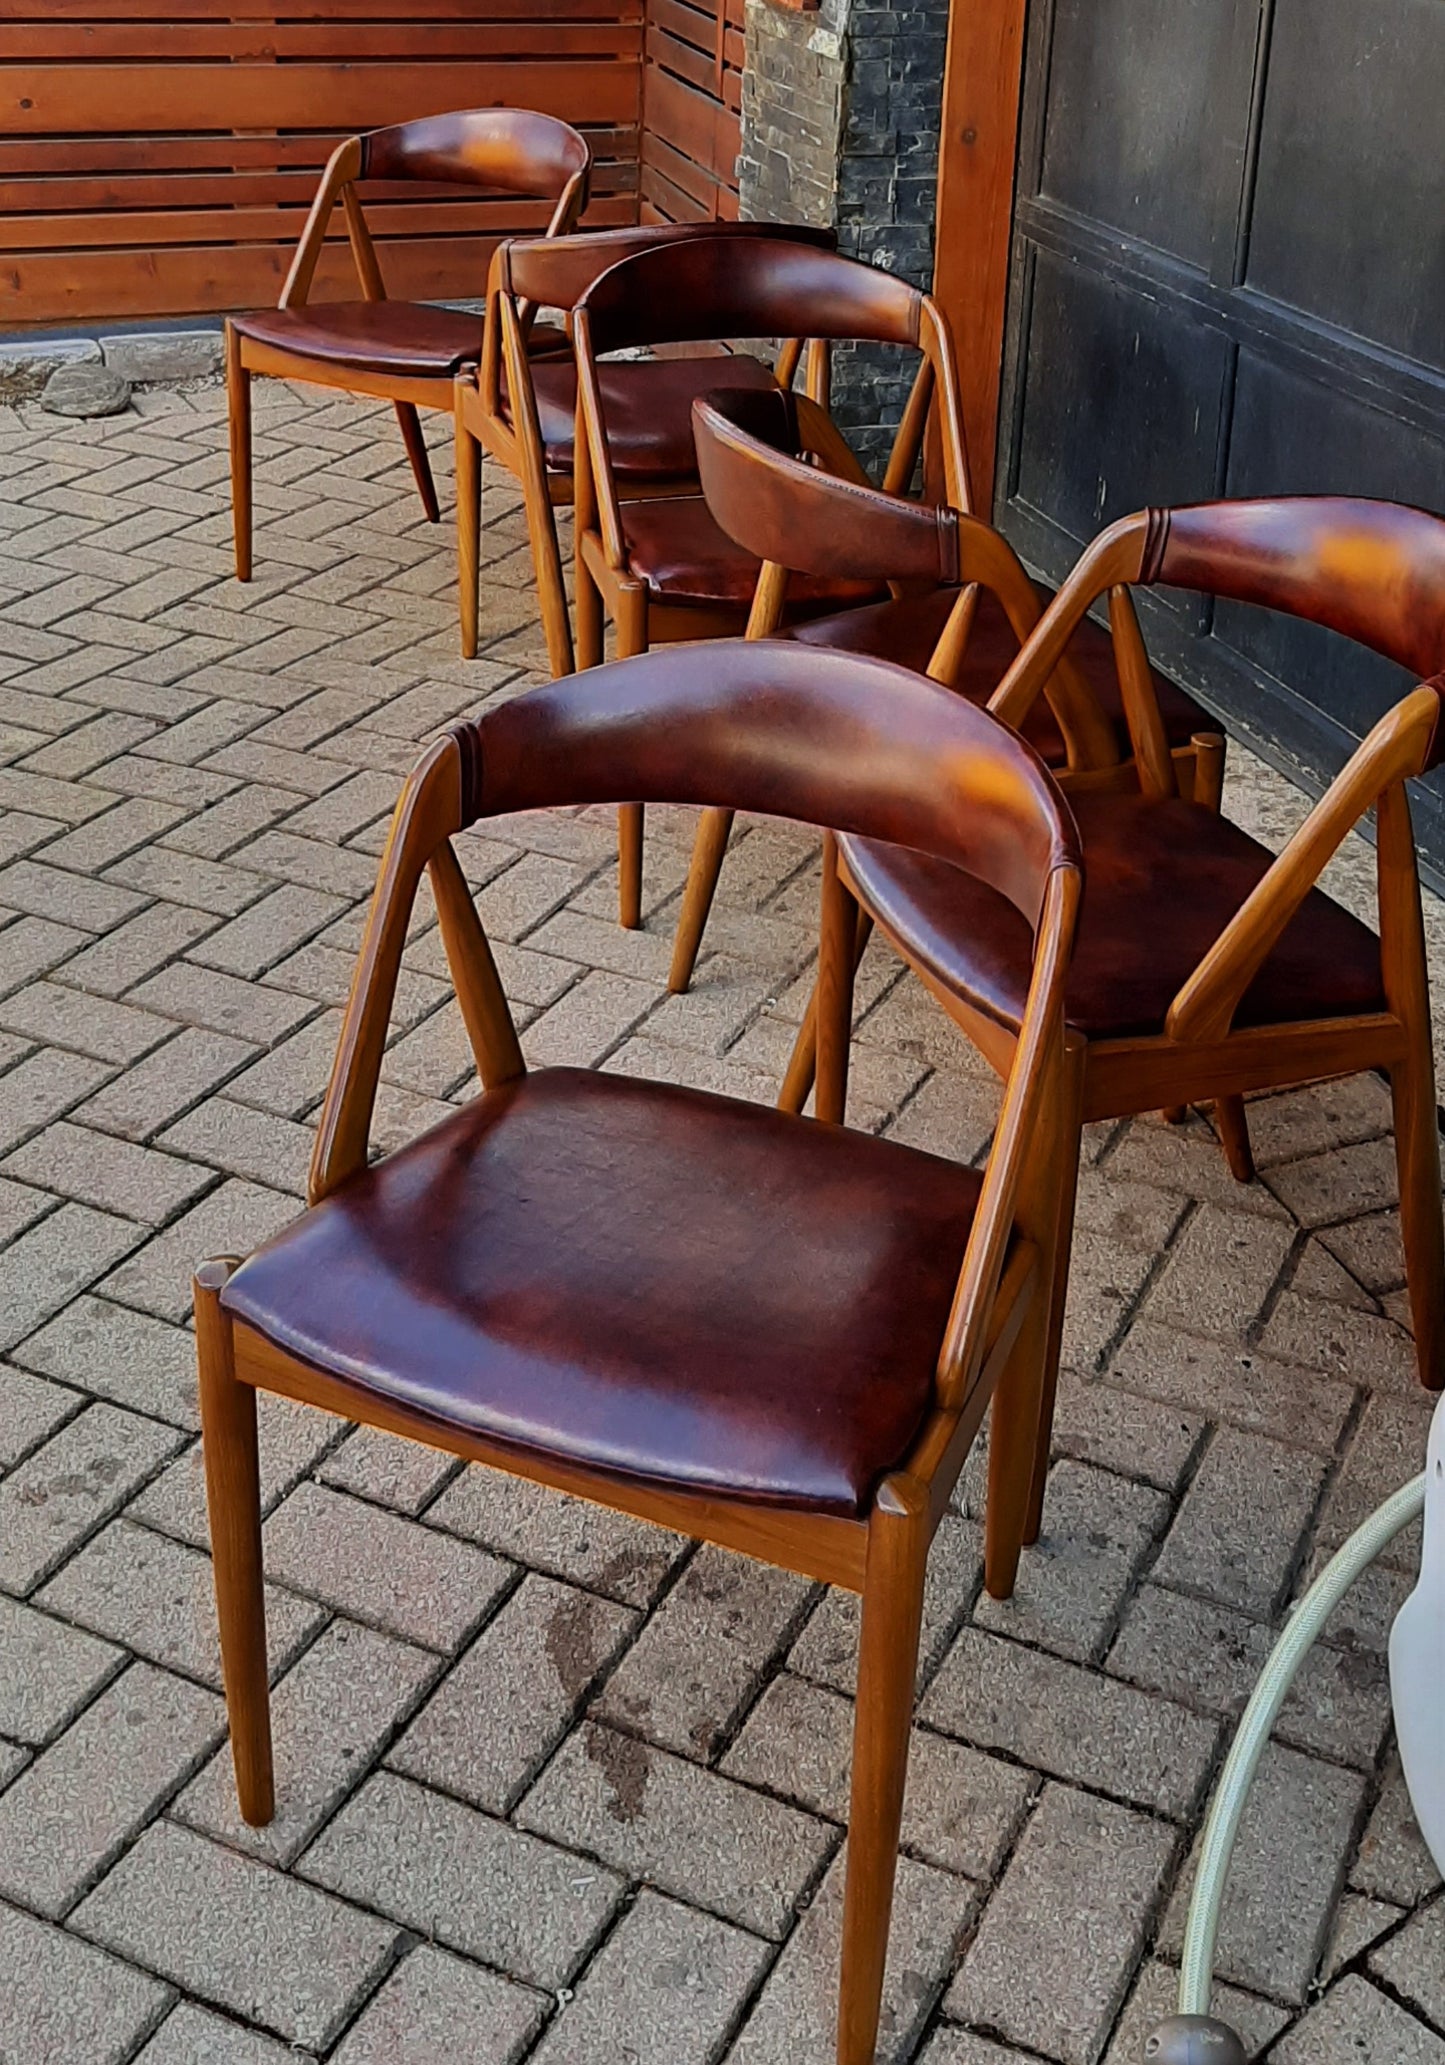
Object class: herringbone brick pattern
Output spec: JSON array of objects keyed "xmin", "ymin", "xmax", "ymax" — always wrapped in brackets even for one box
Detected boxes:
[{"xmin": 1, "ymin": 379, "xmax": 1443, "ymax": 2064}]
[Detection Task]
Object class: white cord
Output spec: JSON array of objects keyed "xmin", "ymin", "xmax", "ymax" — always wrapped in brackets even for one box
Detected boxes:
[{"xmin": 1179, "ymin": 1472, "xmax": 1426, "ymax": 2017}]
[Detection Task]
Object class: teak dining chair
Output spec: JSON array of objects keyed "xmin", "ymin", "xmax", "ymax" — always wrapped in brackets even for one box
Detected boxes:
[
  {"xmin": 782, "ymin": 497, "xmax": 1445, "ymax": 1553},
  {"xmin": 195, "ymin": 640, "xmax": 1081, "ymax": 2065},
  {"xmin": 225, "ymin": 109, "xmax": 589, "ymax": 581},
  {"xmin": 453, "ymin": 222, "xmax": 835, "ymax": 674},
  {"xmin": 569, "ymin": 234, "xmax": 972, "ymax": 928},
  {"xmin": 668, "ymin": 384, "xmax": 1223, "ymax": 992}
]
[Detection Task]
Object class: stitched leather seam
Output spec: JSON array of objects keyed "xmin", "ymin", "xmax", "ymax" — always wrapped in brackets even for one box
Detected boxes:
[{"xmin": 1140, "ymin": 507, "xmax": 1172, "ymax": 585}]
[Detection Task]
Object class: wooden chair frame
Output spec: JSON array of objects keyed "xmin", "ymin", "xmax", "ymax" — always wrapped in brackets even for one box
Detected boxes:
[
  {"xmin": 668, "ymin": 387, "xmax": 1225, "ymax": 992},
  {"xmin": 194, "ymin": 645, "xmax": 1081, "ymax": 2065},
  {"xmin": 225, "ymin": 111, "xmax": 588, "ymax": 582},
  {"xmin": 453, "ymin": 222, "xmax": 838, "ymax": 675},
  {"xmin": 782, "ymin": 499, "xmax": 1445, "ymax": 1557},
  {"xmin": 570, "ymin": 236, "xmax": 972, "ymax": 929}
]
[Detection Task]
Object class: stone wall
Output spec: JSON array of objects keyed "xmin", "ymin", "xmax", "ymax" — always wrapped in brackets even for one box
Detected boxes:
[{"xmin": 737, "ymin": 0, "xmax": 949, "ymax": 472}]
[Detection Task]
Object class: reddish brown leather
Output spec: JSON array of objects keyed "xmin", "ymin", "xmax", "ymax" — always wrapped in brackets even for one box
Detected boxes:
[
  {"xmin": 842, "ymin": 790, "xmax": 1385, "ymax": 1041},
  {"xmin": 693, "ymin": 387, "xmax": 960, "ymax": 584},
  {"xmin": 506, "ymin": 221, "xmax": 836, "ymax": 316},
  {"xmin": 464, "ymin": 640, "xmax": 1078, "ymax": 927},
  {"xmin": 360, "ymin": 109, "xmax": 589, "ymax": 197},
  {"xmin": 221, "ymin": 1067, "xmax": 982, "ymax": 1515},
  {"xmin": 233, "ymin": 301, "xmax": 486, "ymax": 378},
  {"xmin": 514, "ymin": 353, "xmax": 777, "ymax": 478},
  {"xmin": 786, "ymin": 587, "xmax": 1219, "ymax": 766},
  {"xmin": 618, "ymin": 497, "xmax": 881, "ymax": 610},
  {"xmin": 577, "ymin": 235, "xmax": 924, "ymax": 358},
  {"xmin": 1148, "ymin": 499, "xmax": 1445, "ymax": 689}
]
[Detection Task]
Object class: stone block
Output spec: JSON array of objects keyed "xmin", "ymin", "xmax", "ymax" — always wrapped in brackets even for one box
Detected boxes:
[
  {"xmin": 300, "ymin": 1769, "xmax": 623, "ymax": 1989},
  {"xmin": 42, "ymin": 363, "xmax": 132, "ymax": 419},
  {"xmin": 924, "ymin": 1628, "xmax": 1218, "ymax": 1820},
  {"xmin": 37, "ymin": 1517, "xmax": 323, "ymax": 1687},
  {"xmin": 0, "ymin": 1659, "xmax": 222, "ymax": 1916},
  {"xmin": 733, "ymin": 1847, "xmax": 977, "ymax": 2065},
  {"xmin": 1151, "ymin": 1427, "xmax": 1328, "ymax": 1617},
  {"xmin": 262, "ymin": 1481, "xmax": 512, "ymax": 1651},
  {"xmin": 517, "ymin": 1721, "xmax": 833, "ymax": 1939},
  {"xmin": 1160, "ymin": 1742, "xmax": 1367, "ymax": 2003},
  {"xmin": 179, "ymin": 1617, "xmax": 439, "ymax": 1865},
  {"xmin": 389, "ymin": 1570, "xmax": 637, "ymax": 1812},
  {"xmin": 946, "ymin": 1783, "xmax": 1176, "ymax": 2065},
  {"xmin": 73, "ymin": 1820, "xmax": 398, "ymax": 2051},
  {"xmin": 0, "ymin": 1400, "xmax": 182, "ymax": 1595},
  {"xmin": 101, "ymin": 330, "xmax": 225, "ymax": 383},
  {"xmin": 595, "ymin": 1543, "xmax": 814, "ymax": 1759},
  {"xmin": 535, "ymin": 1890, "xmax": 768, "ymax": 2065},
  {"xmin": 331, "ymin": 1943, "xmax": 545, "ymax": 2065},
  {"xmin": 0, "ymin": 1899, "xmax": 167, "ymax": 2064},
  {"xmin": 1269, "ymin": 1975, "xmax": 1445, "ymax": 2062},
  {"xmin": 0, "ymin": 1592, "xmax": 122, "ymax": 1744}
]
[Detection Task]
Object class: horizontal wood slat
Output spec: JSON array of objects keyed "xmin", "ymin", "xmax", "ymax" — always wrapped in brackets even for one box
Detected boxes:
[
  {"xmin": 641, "ymin": 0, "xmax": 743, "ymax": 224},
  {"xmin": 4, "ymin": 2, "xmax": 643, "ymax": 325}
]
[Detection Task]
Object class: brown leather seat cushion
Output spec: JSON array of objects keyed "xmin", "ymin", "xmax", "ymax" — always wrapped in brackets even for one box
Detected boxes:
[
  {"xmin": 232, "ymin": 302, "xmax": 565, "ymax": 380},
  {"xmin": 620, "ymin": 496, "xmax": 882, "ymax": 611},
  {"xmin": 221, "ymin": 1067, "xmax": 981, "ymax": 1516},
  {"xmin": 843, "ymin": 791, "xmax": 1385, "ymax": 1041},
  {"xmin": 518, "ymin": 352, "xmax": 778, "ymax": 479},
  {"xmin": 785, "ymin": 585, "xmax": 1218, "ymax": 765}
]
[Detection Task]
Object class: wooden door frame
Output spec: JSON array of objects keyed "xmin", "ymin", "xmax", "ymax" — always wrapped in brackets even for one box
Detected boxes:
[{"xmin": 931, "ymin": 0, "xmax": 1028, "ymax": 511}]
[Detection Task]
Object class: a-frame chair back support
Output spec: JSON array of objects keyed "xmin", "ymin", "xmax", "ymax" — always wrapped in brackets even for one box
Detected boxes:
[
  {"xmin": 989, "ymin": 497, "xmax": 1445, "ymax": 1049},
  {"xmin": 454, "ymin": 221, "xmax": 838, "ymax": 673},
  {"xmin": 568, "ymin": 234, "xmax": 973, "ymax": 932},
  {"xmin": 196, "ymin": 643, "xmax": 1079, "ymax": 2065},
  {"xmin": 226, "ymin": 109, "xmax": 589, "ymax": 580},
  {"xmin": 665, "ymin": 383, "xmax": 1109, "ymax": 993}
]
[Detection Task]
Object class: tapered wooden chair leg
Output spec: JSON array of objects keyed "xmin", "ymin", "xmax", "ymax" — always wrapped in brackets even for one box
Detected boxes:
[
  {"xmin": 985, "ymin": 1274, "xmax": 1052, "ymax": 1600},
  {"xmin": 455, "ymin": 413, "xmax": 482, "ymax": 661},
  {"xmin": 395, "ymin": 402, "xmax": 440, "ymax": 523},
  {"xmin": 1393, "ymin": 1044, "xmax": 1445, "ymax": 1390},
  {"xmin": 1023, "ymin": 1042, "xmax": 1087, "ymax": 1546},
  {"xmin": 225, "ymin": 323, "xmax": 252, "ymax": 583},
  {"xmin": 575, "ymin": 562, "xmax": 604, "ymax": 670},
  {"xmin": 669, "ymin": 808, "xmax": 735, "ymax": 993},
  {"xmin": 1215, "ymin": 1094, "xmax": 1255, "ymax": 1183},
  {"xmin": 617, "ymin": 805, "xmax": 645, "ymax": 930},
  {"xmin": 194, "ymin": 1261, "xmax": 274, "ymax": 1827},
  {"xmin": 777, "ymin": 908, "xmax": 874, "ymax": 1116},
  {"xmin": 837, "ymin": 1475, "xmax": 929, "ymax": 2065}
]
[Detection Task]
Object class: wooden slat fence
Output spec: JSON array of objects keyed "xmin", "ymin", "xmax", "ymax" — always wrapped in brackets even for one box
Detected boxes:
[
  {"xmin": 640, "ymin": 0, "xmax": 744, "ymax": 224},
  {"xmin": 1, "ymin": 0, "xmax": 644, "ymax": 326}
]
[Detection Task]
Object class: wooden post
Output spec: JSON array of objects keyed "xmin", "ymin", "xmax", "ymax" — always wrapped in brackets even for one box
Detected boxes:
[{"xmin": 931, "ymin": 0, "xmax": 1029, "ymax": 510}]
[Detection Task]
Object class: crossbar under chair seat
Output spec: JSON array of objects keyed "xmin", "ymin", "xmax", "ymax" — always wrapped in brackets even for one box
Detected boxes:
[{"xmin": 194, "ymin": 637, "xmax": 1082, "ymax": 2065}]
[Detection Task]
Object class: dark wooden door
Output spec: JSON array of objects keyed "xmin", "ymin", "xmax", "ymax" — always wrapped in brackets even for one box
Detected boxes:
[{"xmin": 995, "ymin": 0, "xmax": 1445, "ymax": 856}]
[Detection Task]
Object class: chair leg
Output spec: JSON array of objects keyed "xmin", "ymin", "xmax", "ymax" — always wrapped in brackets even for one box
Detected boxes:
[
  {"xmin": 225, "ymin": 324, "xmax": 252, "ymax": 583},
  {"xmin": 1023, "ymin": 1042, "xmax": 1087, "ymax": 1548},
  {"xmin": 669, "ymin": 809, "xmax": 735, "ymax": 993},
  {"xmin": 615, "ymin": 590, "xmax": 648, "ymax": 930},
  {"xmin": 194, "ymin": 1260, "xmax": 274, "ymax": 1827},
  {"xmin": 575, "ymin": 555, "xmax": 604, "ymax": 671},
  {"xmin": 837, "ymin": 1474, "xmax": 929, "ymax": 2065},
  {"xmin": 519, "ymin": 487, "xmax": 574, "ymax": 681},
  {"xmin": 1215, "ymin": 1095, "xmax": 1255, "ymax": 1183},
  {"xmin": 1393, "ymin": 1047, "xmax": 1445, "ymax": 1390},
  {"xmin": 777, "ymin": 909, "xmax": 874, "ymax": 1116},
  {"xmin": 455, "ymin": 415, "xmax": 481, "ymax": 661},
  {"xmin": 395, "ymin": 402, "xmax": 440, "ymax": 523}
]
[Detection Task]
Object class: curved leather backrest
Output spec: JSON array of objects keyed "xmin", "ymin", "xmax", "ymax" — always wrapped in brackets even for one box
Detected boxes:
[
  {"xmin": 577, "ymin": 234, "xmax": 924, "ymax": 357},
  {"xmin": 361, "ymin": 109, "xmax": 589, "ymax": 196},
  {"xmin": 506, "ymin": 221, "xmax": 836, "ymax": 315},
  {"xmin": 457, "ymin": 640, "xmax": 1077, "ymax": 927},
  {"xmin": 692, "ymin": 387, "xmax": 959, "ymax": 584},
  {"xmin": 1146, "ymin": 498, "xmax": 1445, "ymax": 685}
]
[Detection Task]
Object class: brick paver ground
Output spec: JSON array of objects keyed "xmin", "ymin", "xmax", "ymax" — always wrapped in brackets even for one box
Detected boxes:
[{"xmin": 2, "ymin": 376, "xmax": 1443, "ymax": 2063}]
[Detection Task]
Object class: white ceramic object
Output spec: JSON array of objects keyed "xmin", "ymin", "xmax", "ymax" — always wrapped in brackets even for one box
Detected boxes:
[{"xmin": 1389, "ymin": 1388, "xmax": 1445, "ymax": 1877}]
